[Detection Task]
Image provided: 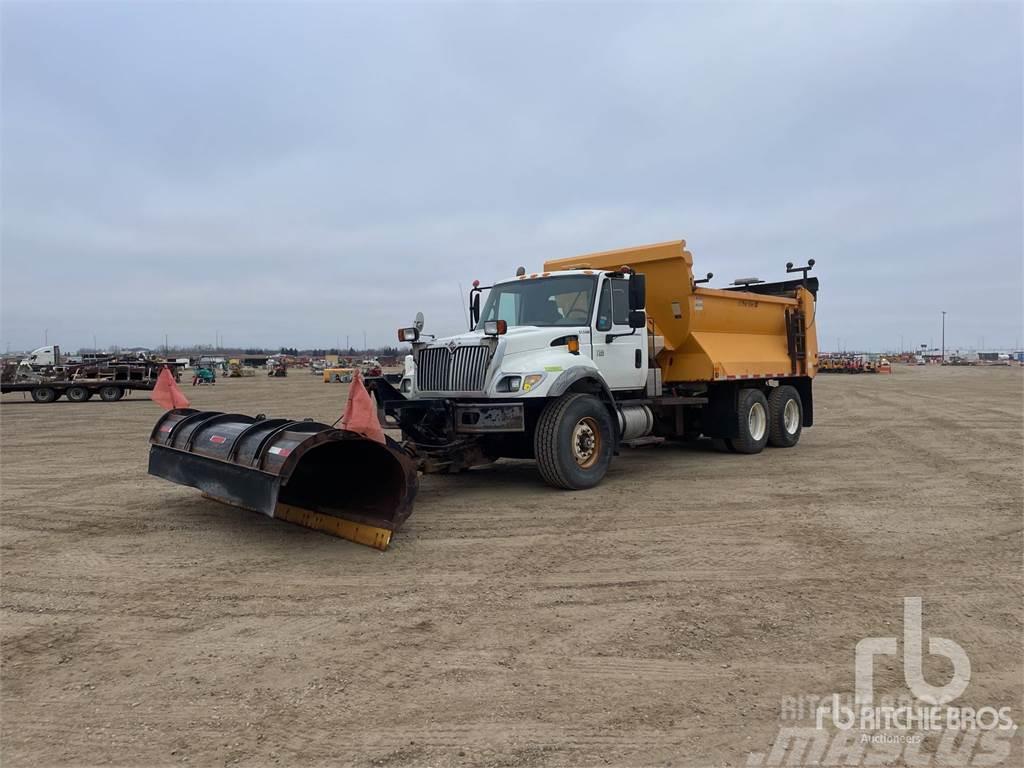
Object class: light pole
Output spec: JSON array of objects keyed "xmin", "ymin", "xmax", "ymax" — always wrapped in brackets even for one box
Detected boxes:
[{"xmin": 941, "ymin": 311, "xmax": 946, "ymax": 364}]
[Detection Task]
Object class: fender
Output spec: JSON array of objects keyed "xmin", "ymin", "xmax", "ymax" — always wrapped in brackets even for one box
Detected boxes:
[
  {"xmin": 546, "ymin": 366, "xmax": 620, "ymax": 454},
  {"xmin": 547, "ymin": 366, "xmax": 616, "ymax": 406}
]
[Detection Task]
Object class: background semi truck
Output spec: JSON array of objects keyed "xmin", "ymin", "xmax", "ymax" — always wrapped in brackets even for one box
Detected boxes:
[{"xmin": 147, "ymin": 239, "xmax": 819, "ymax": 548}]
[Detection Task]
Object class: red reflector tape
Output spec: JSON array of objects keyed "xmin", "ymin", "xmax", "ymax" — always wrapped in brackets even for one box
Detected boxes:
[
  {"xmin": 158, "ymin": 425, "xmax": 172, "ymax": 432},
  {"xmin": 209, "ymin": 435, "xmax": 227, "ymax": 444},
  {"xmin": 268, "ymin": 446, "xmax": 291, "ymax": 457}
]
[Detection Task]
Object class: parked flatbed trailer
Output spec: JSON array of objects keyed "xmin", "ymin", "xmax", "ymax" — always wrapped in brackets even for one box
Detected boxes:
[{"xmin": 1, "ymin": 378, "xmax": 158, "ymax": 403}]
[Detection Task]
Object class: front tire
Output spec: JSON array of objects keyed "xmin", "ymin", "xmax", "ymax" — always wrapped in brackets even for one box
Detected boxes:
[
  {"xmin": 767, "ymin": 385, "xmax": 803, "ymax": 447},
  {"xmin": 535, "ymin": 393, "xmax": 614, "ymax": 490},
  {"xmin": 731, "ymin": 388, "xmax": 769, "ymax": 454}
]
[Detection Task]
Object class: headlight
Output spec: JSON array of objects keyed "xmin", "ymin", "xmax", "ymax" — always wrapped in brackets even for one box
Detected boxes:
[
  {"xmin": 522, "ymin": 373, "xmax": 545, "ymax": 392},
  {"xmin": 496, "ymin": 375, "xmax": 521, "ymax": 392},
  {"xmin": 398, "ymin": 327, "xmax": 419, "ymax": 342}
]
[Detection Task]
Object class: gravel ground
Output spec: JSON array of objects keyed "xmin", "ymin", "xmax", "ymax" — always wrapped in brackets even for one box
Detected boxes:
[{"xmin": 2, "ymin": 365, "xmax": 1021, "ymax": 766}]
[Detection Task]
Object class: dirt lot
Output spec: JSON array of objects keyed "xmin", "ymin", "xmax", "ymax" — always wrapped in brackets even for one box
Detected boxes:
[{"xmin": 2, "ymin": 366, "xmax": 1021, "ymax": 767}]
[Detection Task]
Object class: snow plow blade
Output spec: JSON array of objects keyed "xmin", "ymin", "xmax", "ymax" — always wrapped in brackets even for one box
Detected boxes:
[{"xmin": 148, "ymin": 409, "xmax": 418, "ymax": 550}]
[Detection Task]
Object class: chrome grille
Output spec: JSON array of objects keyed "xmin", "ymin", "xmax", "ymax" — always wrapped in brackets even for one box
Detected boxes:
[{"xmin": 417, "ymin": 345, "xmax": 490, "ymax": 392}]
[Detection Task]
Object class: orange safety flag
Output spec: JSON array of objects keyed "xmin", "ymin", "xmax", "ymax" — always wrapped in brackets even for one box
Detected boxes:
[
  {"xmin": 150, "ymin": 366, "xmax": 190, "ymax": 410},
  {"xmin": 340, "ymin": 370, "xmax": 385, "ymax": 444}
]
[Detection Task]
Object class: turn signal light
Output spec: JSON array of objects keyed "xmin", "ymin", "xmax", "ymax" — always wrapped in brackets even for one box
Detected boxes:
[
  {"xmin": 522, "ymin": 373, "xmax": 545, "ymax": 392},
  {"xmin": 567, "ymin": 337, "xmax": 580, "ymax": 354}
]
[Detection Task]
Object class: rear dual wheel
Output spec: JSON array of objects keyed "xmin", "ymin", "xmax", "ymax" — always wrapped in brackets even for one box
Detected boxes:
[
  {"xmin": 31, "ymin": 387, "xmax": 58, "ymax": 403},
  {"xmin": 66, "ymin": 386, "xmax": 93, "ymax": 402},
  {"xmin": 99, "ymin": 386, "xmax": 124, "ymax": 402},
  {"xmin": 717, "ymin": 386, "xmax": 803, "ymax": 452},
  {"xmin": 767, "ymin": 385, "xmax": 802, "ymax": 447},
  {"xmin": 729, "ymin": 388, "xmax": 770, "ymax": 454}
]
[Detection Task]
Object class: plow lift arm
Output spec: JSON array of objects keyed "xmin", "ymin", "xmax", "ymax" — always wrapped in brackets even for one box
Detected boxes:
[{"xmin": 147, "ymin": 408, "xmax": 418, "ymax": 550}]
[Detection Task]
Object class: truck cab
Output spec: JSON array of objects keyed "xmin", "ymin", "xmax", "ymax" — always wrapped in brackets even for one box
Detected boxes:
[
  {"xmin": 400, "ymin": 268, "xmax": 648, "ymax": 403},
  {"xmin": 20, "ymin": 345, "xmax": 61, "ymax": 368}
]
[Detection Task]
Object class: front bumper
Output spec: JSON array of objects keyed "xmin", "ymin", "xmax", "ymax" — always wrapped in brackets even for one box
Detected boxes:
[{"xmin": 453, "ymin": 402, "xmax": 525, "ymax": 433}]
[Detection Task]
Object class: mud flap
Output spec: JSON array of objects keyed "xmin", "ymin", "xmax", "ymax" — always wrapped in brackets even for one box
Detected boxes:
[{"xmin": 148, "ymin": 409, "xmax": 418, "ymax": 550}]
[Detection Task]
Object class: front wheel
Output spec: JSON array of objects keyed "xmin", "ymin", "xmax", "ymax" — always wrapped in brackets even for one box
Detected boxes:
[{"xmin": 534, "ymin": 393, "xmax": 614, "ymax": 490}]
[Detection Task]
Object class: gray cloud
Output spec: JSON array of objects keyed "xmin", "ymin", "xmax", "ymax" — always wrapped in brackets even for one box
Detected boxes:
[{"xmin": 2, "ymin": 1, "xmax": 1021, "ymax": 353}]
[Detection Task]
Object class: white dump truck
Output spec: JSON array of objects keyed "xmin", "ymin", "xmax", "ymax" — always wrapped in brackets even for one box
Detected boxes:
[
  {"xmin": 380, "ymin": 240, "xmax": 820, "ymax": 487},
  {"xmin": 147, "ymin": 239, "xmax": 820, "ymax": 550}
]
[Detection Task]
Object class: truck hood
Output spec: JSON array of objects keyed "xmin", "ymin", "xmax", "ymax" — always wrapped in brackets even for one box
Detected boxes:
[{"xmin": 429, "ymin": 326, "xmax": 586, "ymax": 357}]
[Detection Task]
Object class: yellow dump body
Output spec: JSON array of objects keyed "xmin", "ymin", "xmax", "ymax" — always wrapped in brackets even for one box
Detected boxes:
[{"xmin": 544, "ymin": 240, "xmax": 817, "ymax": 384}]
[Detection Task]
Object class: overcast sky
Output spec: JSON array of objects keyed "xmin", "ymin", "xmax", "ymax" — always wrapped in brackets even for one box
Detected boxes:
[{"xmin": 1, "ymin": 1, "xmax": 1021, "ymax": 353}]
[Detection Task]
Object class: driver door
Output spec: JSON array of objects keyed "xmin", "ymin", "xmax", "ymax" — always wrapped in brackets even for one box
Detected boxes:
[{"xmin": 590, "ymin": 276, "xmax": 646, "ymax": 391}]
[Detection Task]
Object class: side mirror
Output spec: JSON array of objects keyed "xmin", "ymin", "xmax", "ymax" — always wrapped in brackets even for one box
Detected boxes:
[
  {"xmin": 629, "ymin": 273, "xmax": 646, "ymax": 310},
  {"xmin": 470, "ymin": 293, "xmax": 481, "ymax": 327},
  {"xmin": 628, "ymin": 309, "xmax": 646, "ymax": 329}
]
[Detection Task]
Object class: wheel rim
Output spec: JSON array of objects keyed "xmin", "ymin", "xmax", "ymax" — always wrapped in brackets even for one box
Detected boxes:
[
  {"xmin": 783, "ymin": 399, "xmax": 800, "ymax": 434},
  {"xmin": 748, "ymin": 402, "xmax": 767, "ymax": 441},
  {"xmin": 571, "ymin": 416, "xmax": 602, "ymax": 469},
  {"xmin": 69, "ymin": 388, "xmax": 86, "ymax": 401}
]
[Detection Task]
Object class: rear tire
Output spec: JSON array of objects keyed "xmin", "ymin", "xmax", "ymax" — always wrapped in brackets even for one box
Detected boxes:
[
  {"xmin": 66, "ymin": 386, "xmax": 92, "ymax": 402},
  {"xmin": 731, "ymin": 388, "xmax": 769, "ymax": 454},
  {"xmin": 767, "ymin": 385, "xmax": 802, "ymax": 447},
  {"xmin": 31, "ymin": 387, "xmax": 58, "ymax": 403},
  {"xmin": 99, "ymin": 386, "xmax": 123, "ymax": 402},
  {"xmin": 535, "ymin": 393, "xmax": 614, "ymax": 489}
]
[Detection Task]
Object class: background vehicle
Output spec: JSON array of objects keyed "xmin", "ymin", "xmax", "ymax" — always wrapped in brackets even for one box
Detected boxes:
[
  {"xmin": 2, "ymin": 353, "xmax": 173, "ymax": 402},
  {"xmin": 192, "ymin": 367, "xmax": 216, "ymax": 385},
  {"xmin": 19, "ymin": 345, "xmax": 62, "ymax": 368}
]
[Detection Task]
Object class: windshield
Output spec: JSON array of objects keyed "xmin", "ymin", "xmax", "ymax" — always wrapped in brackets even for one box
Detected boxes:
[{"xmin": 476, "ymin": 275, "xmax": 597, "ymax": 329}]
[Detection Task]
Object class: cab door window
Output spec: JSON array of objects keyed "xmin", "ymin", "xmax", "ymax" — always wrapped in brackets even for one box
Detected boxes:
[{"xmin": 611, "ymin": 280, "xmax": 630, "ymax": 325}]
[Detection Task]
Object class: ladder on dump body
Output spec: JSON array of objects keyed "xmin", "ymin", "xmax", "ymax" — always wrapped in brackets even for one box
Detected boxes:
[{"xmin": 786, "ymin": 309, "xmax": 806, "ymax": 376}]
